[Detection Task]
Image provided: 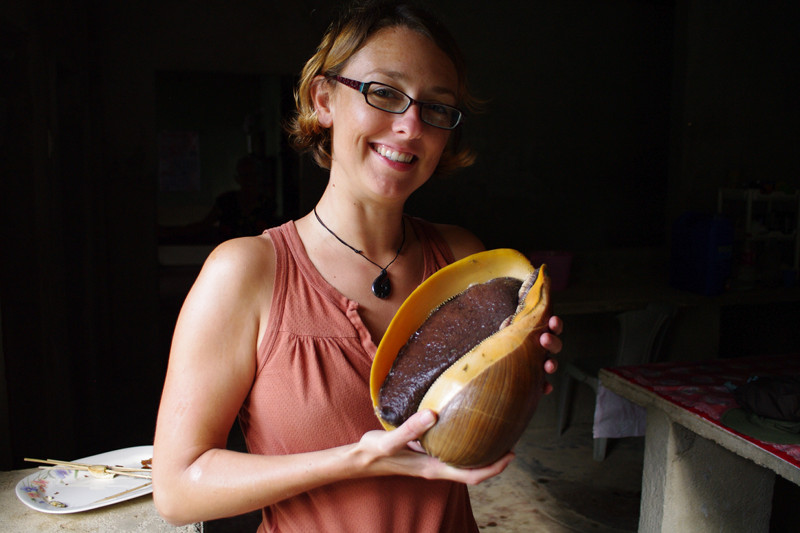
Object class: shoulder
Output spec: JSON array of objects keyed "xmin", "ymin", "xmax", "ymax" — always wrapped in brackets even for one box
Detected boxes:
[
  {"xmin": 206, "ymin": 234, "xmax": 274, "ymax": 272},
  {"xmin": 195, "ymin": 234, "xmax": 276, "ymax": 303},
  {"xmin": 428, "ymin": 222, "xmax": 485, "ymax": 261}
]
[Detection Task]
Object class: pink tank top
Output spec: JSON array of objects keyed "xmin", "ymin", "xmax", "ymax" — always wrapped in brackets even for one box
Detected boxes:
[{"xmin": 239, "ymin": 218, "xmax": 478, "ymax": 533}]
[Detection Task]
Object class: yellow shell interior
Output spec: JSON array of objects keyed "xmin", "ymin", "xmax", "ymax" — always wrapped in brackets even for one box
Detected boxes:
[{"xmin": 370, "ymin": 248, "xmax": 547, "ymax": 432}]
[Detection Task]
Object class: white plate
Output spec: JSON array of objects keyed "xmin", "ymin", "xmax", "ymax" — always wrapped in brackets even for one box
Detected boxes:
[{"xmin": 16, "ymin": 445, "xmax": 153, "ymax": 514}]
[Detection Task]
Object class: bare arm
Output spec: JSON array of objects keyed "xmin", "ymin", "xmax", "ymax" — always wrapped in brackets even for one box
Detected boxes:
[{"xmin": 152, "ymin": 236, "xmax": 512, "ymax": 526}]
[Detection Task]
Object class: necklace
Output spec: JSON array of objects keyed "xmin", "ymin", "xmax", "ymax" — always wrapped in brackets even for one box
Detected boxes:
[{"xmin": 313, "ymin": 207, "xmax": 405, "ymax": 299}]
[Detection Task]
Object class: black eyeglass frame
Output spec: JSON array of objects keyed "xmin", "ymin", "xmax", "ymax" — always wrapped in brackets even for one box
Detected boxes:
[{"xmin": 329, "ymin": 75, "xmax": 463, "ymax": 130}]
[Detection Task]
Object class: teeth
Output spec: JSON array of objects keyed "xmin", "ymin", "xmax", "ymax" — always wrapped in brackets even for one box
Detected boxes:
[{"xmin": 375, "ymin": 145, "xmax": 414, "ymax": 163}]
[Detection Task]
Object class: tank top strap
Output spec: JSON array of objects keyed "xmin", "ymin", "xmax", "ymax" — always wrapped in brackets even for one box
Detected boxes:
[
  {"xmin": 407, "ymin": 216, "xmax": 455, "ymax": 271},
  {"xmin": 255, "ymin": 224, "xmax": 291, "ymax": 371}
]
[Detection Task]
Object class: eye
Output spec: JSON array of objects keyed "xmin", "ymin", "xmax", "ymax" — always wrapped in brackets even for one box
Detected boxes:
[
  {"xmin": 425, "ymin": 103, "xmax": 451, "ymax": 116},
  {"xmin": 369, "ymin": 85, "xmax": 403, "ymax": 100}
]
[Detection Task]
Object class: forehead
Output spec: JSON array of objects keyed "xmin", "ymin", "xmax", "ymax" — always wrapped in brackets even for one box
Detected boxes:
[{"xmin": 344, "ymin": 26, "xmax": 459, "ymax": 94}]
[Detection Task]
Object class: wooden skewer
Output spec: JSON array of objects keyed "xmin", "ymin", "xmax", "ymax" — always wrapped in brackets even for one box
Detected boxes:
[
  {"xmin": 89, "ymin": 482, "xmax": 152, "ymax": 505},
  {"xmin": 34, "ymin": 466, "xmax": 152, "ymax": 479},
  {"xmin": 24, "ymin": 457, "xmax": 152, "ymax": 478},
  {"xmin": 24, "ymin": 457, "xmax": 152, "ymax": 472}
]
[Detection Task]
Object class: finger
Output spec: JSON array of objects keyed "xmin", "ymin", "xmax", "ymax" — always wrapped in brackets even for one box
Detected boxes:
[
  {"xmin": 540, "ymin": 332, "xmax": 562, "ymax": 355},
  {"xmin": 391, "ymin": 409, "xmax": 437, "ymax": 446},
  {"xmin": 543, "ymin": 358, "xmax": 558, "ymax": 374},
  {"xmin": 454, "ymin": 451, "xmax": 515, "ymax": 485},
  {"xmin": 407, "ymin": 440, "xmax": 427, "ymax": 454},
  {"xmin": 548, "ymin": 315, "xmax": 563, "ymax": 335}
]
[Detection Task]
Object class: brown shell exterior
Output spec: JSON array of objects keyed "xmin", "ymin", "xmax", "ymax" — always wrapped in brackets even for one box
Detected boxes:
[
  {"xmin": 370, "ymin": 248, "xmax": 551, "ymax": 468},
  {"xmin": 419, "ymin": 322, "xmax": 548, "ymax": 466}
]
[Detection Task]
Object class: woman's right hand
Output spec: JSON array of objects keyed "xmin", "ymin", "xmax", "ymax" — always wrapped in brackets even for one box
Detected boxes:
[{"xmin": 352, "ymin": 409, "xmax": 514, "ymax": 485}]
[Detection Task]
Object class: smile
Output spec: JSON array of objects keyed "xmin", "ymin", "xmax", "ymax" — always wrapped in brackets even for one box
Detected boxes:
[{"xmin": 374, "ymin": 144, "xmax": 415, "ymax": 164}]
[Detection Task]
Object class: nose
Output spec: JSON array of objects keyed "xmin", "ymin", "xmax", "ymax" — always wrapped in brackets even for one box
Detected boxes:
[{"xmin": 392, "ymin": 102, "xmax": 425, "ymax": 138}]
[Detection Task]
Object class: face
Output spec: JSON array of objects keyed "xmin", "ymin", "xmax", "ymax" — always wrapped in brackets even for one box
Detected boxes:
[{"xmin": 314, "ymin": 26, "xmax": 459, "ymax": 203}]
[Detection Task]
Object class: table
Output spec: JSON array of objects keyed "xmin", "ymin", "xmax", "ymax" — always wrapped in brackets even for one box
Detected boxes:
[
  {"xmin": 0, "ymin": 467, "xmax": 197, "ymax": 532},
  {"xmin": 600, "ymin": 353, "xmax": 800, "ymax": 533}
]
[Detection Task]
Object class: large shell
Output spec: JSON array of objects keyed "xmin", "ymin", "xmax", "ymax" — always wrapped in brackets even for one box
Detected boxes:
[{"xmin": 370, "ymin": 249, "xmax": 551, "ymax": 467}]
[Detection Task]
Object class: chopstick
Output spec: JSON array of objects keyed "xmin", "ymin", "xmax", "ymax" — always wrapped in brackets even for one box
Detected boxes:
[
  {"xmin": 24, "ymin": 457, "xmax": 152, "ymax": 479},
  {"xmin": 90, "ymin": 482, "xmax": 153, "ymax": 504}
]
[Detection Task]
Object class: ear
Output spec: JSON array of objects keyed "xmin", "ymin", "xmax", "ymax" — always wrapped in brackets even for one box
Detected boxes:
[{"xmin": 310, "ymin": 75, "xmax": 334, "ymax": 128}]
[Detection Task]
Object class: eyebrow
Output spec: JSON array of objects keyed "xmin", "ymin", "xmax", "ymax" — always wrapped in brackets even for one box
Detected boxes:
[{"xmin": 366, "ymin": 69, "xmax": 457, "ymax": 98}]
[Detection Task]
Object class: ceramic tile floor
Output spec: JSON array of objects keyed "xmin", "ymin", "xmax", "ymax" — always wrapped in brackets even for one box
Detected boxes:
[{"xmin": 204, "ymin": 422, "xmax": 644, "ymax": 532}]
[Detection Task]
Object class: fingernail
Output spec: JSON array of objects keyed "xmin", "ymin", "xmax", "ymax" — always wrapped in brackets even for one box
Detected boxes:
[{"xmin": 419, "ymin": 409, "xmax": 435, "ymax": 427}]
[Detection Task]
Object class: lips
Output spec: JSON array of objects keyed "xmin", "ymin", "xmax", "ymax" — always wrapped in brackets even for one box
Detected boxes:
[{"xmin": 373, "ymin": 144, "xmax": 415, "ymax": 164}]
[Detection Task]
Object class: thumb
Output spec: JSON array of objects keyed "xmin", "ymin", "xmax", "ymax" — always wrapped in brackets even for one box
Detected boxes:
[{"xmin": 393, "ymin": 409, "xmax": 437, "ymax": 444}]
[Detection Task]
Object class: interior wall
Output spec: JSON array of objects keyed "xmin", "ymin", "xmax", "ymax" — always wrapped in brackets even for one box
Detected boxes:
[
  {"xmin": 0, "ymin": 16, "xmax": 26, "ymax": 472},
  {"xmin": 411, "ymin": 0, "xmax": 675, "ymax": 253},
  {"xmin": 669, "ymin": 1, "xmax": 800, "ymax": 219},
  {"xmin": 155, "ymin": 71, "xmax": 270, "ymax": 224},
  {"xmin": 1, "ymin": 3, "xmax": 86, "ymax": 466},
  {"xmin": 0, "ymin": 304, "xmax": 10, "ymax": 470}
]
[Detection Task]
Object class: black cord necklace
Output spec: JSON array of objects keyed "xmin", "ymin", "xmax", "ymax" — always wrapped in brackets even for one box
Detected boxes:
[{"xmin": 313, "ymin": 207, "xmax": 405, "ymax": 299}]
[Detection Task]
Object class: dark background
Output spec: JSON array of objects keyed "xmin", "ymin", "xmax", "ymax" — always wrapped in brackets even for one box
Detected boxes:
[{"xmin": 1, "ymin": 0, "xmax": 798, "ymax": 472}]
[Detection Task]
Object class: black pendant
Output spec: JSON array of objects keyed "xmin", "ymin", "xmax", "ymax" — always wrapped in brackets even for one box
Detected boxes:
[{"xmin": 371, "ymin": 269, "xmax": 391, "ymax": 299}]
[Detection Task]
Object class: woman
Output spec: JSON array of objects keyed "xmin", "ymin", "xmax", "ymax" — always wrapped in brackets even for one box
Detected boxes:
[{"xmin": 152, "ymin": 2, "xmax": 563, "ymax": 531}]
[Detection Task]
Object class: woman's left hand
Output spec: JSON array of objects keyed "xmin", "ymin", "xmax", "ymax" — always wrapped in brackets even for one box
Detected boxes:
[{"xmin": 539, "ymin": 315, "xmax": 563, "ymax": 394}]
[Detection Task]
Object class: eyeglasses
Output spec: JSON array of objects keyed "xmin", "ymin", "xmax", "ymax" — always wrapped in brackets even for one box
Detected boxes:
[{"xmin": 329, "ymin": 75, "xmax": 463, "ymax": 130}]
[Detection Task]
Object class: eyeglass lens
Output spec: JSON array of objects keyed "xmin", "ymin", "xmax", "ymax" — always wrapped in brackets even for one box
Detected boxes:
[{"xmin": 364, "ymin": 83, "xmax": 461, "ymax": 129}]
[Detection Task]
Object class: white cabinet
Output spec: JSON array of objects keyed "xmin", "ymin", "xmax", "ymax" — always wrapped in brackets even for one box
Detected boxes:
[{"xmin": 717, "ymin": 188, "xmax": 800, "ymax": 281}]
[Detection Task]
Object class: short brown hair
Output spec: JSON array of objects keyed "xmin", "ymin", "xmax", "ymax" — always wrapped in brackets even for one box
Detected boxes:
[{"xmin": 286, "ymin": 0, "xmax": 479, "ymax": 176}]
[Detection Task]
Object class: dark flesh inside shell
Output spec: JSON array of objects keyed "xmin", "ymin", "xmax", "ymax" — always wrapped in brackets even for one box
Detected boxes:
[{"xmin": 377, "ymin": 276, "xmax": 524, "ymax": 427}]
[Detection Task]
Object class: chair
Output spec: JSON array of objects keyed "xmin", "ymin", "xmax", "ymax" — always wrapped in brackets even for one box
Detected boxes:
[{"xmin": 557, "ymin": 302, "xmax": 677, "ymax": 460}]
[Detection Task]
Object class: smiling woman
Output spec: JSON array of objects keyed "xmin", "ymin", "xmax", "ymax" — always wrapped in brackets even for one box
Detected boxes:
[
  {"xmin": 151, "ymin": 2, "xmax": 562, "ymax": 532},
  {"xmin": 287, "ymin": 2, "xmax": 478, "ymax": 177},
  {"xmin": 308, "ymin": 25, "xmax": 458, "ymax": 204}
]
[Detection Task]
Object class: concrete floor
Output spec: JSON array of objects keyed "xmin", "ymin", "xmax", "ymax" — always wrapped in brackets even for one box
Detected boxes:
[{"xmin": 469, "ymin": 423, "xmax": 643, "ymax": 533}]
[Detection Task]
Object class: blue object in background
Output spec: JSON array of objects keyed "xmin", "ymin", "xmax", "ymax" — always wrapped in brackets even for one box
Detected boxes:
[{"xmin": 670, "ymin": 212, "xmax": 734, "ymax": 295}]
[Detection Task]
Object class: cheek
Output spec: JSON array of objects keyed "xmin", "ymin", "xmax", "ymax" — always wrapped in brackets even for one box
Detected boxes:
[
  {"xmin": 427, "ymin": 132, "xmax": 451, "ymax": 164},
  {"xmin": 334, "ymin": 107, "xmax": 385, "ymax": 147},
  {"xmin": 436, "ymin": 132, "xmax": 451, "ymax": 152}
]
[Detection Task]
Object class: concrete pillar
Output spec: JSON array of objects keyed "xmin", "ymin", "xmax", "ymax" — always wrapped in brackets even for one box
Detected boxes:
[{"xmin": 639, "ymin": 407, "xmax": 775, "ymax": 533}]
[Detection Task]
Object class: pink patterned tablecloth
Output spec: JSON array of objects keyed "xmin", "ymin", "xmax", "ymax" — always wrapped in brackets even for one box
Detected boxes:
[{"xmin": 606, "ymin": 353, "xmax": 800, "ymax": 470}]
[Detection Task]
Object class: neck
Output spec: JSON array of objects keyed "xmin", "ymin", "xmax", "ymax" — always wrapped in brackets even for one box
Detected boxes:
[
  {"xmin": 313, "ymin": 192, "xmax": 406, "ymax": 260},
  {"xmin": 314, "ymin": 207, "xmax": 404, "ymax": 259},
  {"xmin": 312, "ymin": 205, "xmax": 406, "ymax": 300}
]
